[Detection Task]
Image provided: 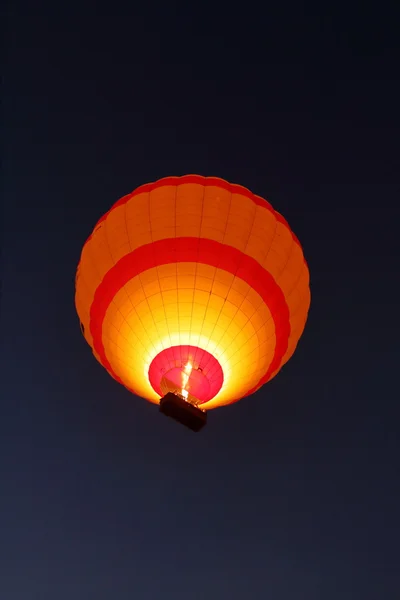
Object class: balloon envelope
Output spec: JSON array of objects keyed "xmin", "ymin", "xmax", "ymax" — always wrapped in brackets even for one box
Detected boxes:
[{"xmin": 75, "ymin": 175, "xmax": 310, "ymax": 410}]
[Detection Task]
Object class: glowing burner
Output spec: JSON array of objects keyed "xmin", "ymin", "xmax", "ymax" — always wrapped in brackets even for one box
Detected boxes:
[{"xmin": 148, "ymin": 345, "xmax": 224, "ymax": 404}]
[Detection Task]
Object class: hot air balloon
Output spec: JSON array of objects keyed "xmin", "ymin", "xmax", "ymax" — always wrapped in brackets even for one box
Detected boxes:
[{"xmin": 75, "ymin": 175, "xmax": 310, "ymax": 431}]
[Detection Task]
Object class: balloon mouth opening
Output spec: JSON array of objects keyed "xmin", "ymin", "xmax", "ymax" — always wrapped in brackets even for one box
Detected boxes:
[{"xmin": 148, "ymin": 345, "xmax": 224, "ymax": 403}]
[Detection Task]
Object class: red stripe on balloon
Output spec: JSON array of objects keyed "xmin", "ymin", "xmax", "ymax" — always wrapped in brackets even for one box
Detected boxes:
[{"xmin": 89, "ymin": 237, "xmax": 290, "ymax": 401}]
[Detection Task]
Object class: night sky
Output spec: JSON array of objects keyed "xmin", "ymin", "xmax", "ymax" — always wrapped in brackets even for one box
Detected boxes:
[{"xmin": 2, "ymin": 2, "xmax": 400, "ymax": 599}]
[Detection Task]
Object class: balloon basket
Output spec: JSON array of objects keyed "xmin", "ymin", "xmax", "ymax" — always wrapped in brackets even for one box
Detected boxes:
[{"xmin": 159, "ymin": 392, "xmax": 207, "ymax": 432}]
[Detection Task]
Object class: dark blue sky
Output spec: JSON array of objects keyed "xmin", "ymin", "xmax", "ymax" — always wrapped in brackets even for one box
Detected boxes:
[{"xmin": 2, "ymin": 2, "xmax": 400, "ymax": 599}]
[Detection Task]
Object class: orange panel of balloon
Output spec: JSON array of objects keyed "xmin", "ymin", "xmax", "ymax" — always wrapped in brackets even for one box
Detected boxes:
[{"xmin": 75, "ymin": 175, "xmax": 310, "ymax": 430}]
